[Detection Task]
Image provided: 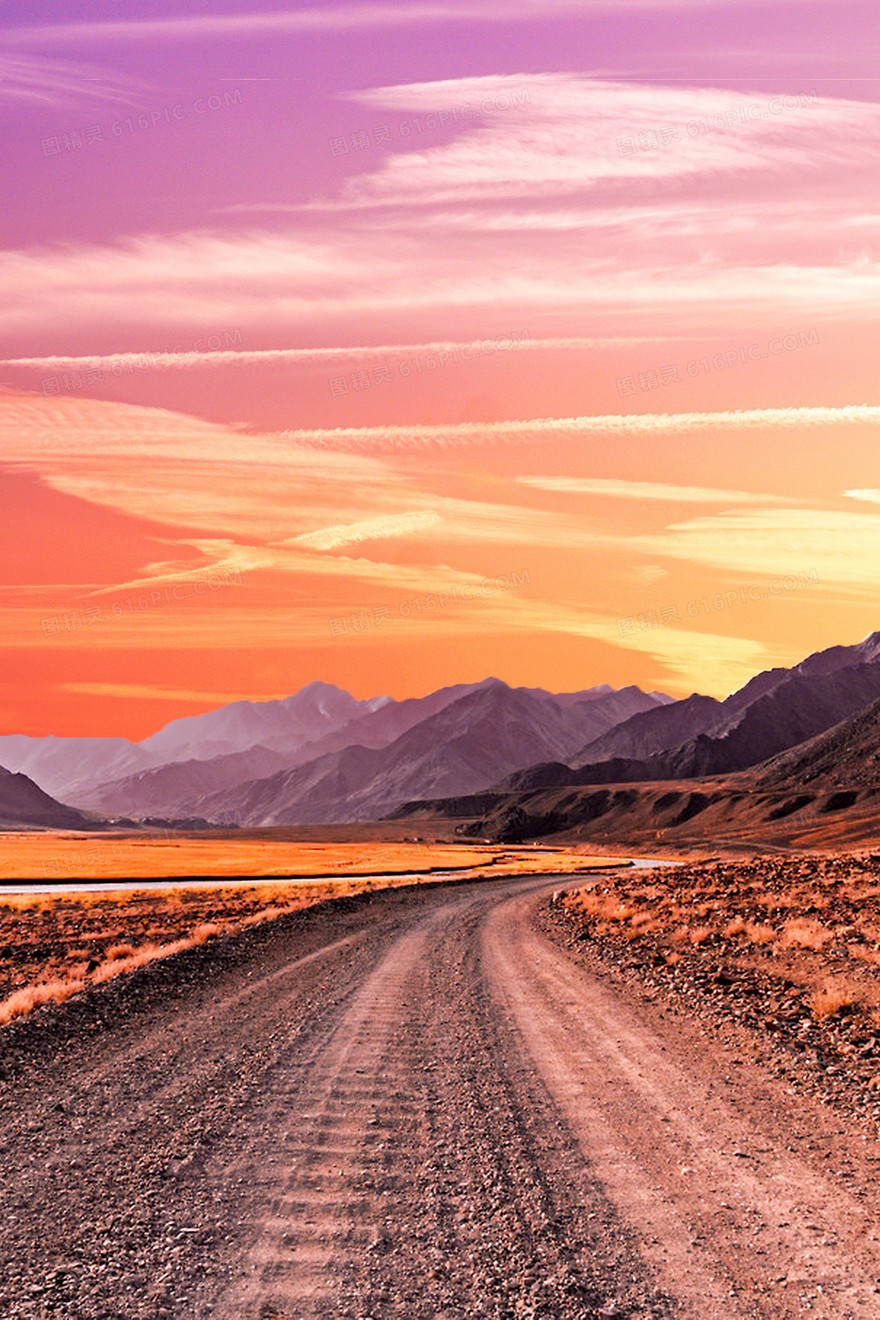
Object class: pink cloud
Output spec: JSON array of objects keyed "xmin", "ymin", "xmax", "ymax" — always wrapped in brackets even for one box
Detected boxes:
[{"xmin": 2, "ymin": 75, "xmax": 879, "ymax": 362}]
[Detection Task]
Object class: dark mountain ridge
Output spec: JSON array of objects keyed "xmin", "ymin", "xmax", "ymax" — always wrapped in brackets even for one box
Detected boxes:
[
  {"xmin": 756, "ymin": 695, "xmax": 880, "ymax": 790},
  {"xmin": 0, "ymin": 766, "xmax": 95, "ymax": 830}
]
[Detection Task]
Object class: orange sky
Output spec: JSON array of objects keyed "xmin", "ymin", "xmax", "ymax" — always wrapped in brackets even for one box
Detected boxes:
[{"xmin": 2, "ymin": 391, "xmax": 878, "ymax": 738}]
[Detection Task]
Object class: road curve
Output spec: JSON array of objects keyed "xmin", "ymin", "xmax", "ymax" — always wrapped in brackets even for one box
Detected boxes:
[{"xmin": 3, "ymin": 873, "xmax": 880, "ymax": 1319}]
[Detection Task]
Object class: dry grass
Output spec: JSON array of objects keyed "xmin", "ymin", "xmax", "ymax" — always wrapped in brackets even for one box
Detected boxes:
[
  {"xmin": 629, "ymin": 911, "xmax": 662, "ymax": 934},
  {"xmin": 0, "ymin": 977, "xmax": 86, "ymax": 1026},
  {"xmin": 687, "ymin": 926, "xmax": 713, "ymax": 946},
  {"xmin": 746, "ymin": 922, "xmax": 777, "ymax": 945},
  {"xmin": 105, "ymin": 942, "xmax": 138, "ymax": 960},
  {"xmin": 721, "ymin": 918, "xmax": 776, "ymax": 944},
  {"xmin": 560, "ymin": 851, "xmax": 880, "ymax": 1036},
  {"xmin": 808, "ymin": 982, "xmax": 859, "ymax": 1019},
  {"xmin": 779, "ymin": 918, "xmax": 833, "ymax": 951},
  {"xmin": 0, "ymin": 834, "xmax": 622, "ymax": 885},
  {"xmin": 572, "ymin": 892, "xmax": 639, "ymax": 923}
]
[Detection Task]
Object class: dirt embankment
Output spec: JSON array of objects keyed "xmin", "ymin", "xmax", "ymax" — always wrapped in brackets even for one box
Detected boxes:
[
  {"xmin": 401, "ymin": 775, "xmax": 880, "ymax": 852},
  {"xmin": 553, "ymin": 850, "xmax": 880, "ymax": 1120}
]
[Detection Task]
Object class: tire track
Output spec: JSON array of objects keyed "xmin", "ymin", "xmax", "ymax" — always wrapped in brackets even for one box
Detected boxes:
[
  {"xmin": 212, "ymin": 923, "xmax": 434, "ymax": 1318},
  {"xmin": 484, "ymin": 888, "xmax": 880, "ymax": 1319}
]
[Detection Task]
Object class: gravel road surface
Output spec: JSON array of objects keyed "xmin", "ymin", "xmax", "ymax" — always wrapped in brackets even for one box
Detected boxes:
[{"xmin": 3, "ymin": 873, "xmax": 880, "ymax": 1319}]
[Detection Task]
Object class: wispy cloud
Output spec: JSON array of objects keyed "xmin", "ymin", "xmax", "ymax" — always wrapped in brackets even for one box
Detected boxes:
[
  {"xmin": 6, "ymin": 1, "xmax": 827, "ymax": 47},
  {"xmin": 3, "ymin": 74, "xmax": 880, "ymax": 348},
  {"xmin": 287, "ymin": 511, "xmax": 442, "ymax": 551},
  {"xmin": 0, "ymin": 335, "xmax": 669, "ymax": 374},
  {"xmin": 285, "ymin": 404, "xmax": 880, "ymax": 454},
  {"xmin": 5, "ymin": 6, "xmax": 509, "ymax": 46},
  {"xmin": 0, "ymin": 52, "xmax": 147, "ymax": 108},
  {"xmin": 2, "ymin": 386, "xmax": 876, "ymax": 694},
  {"xmin": 517, "ymin": 476, "xmax": 796, "ymax": 503},
  {"xmin": 339, "ymin": 76, "xmax": 871, "ymax": 210}
]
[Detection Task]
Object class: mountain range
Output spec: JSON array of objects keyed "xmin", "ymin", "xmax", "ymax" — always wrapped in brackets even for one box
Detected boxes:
[
  {"xmin": 394, "ymin": 633, "xmax": 880, "ymax": 848},
  {"xmin": 1, "ymin": 630, "xmax": 879, "ymax": 834},
  {"xmin": 418, "ymin": 680, "xmax": 880, "ymax": 851},
  {"xmin": 498, "ymin": 632, "xmax": 880, "ymax": 794},
  {"xmin": 0, "ymin": 677, "xmax": 667, "ymax": 828}
]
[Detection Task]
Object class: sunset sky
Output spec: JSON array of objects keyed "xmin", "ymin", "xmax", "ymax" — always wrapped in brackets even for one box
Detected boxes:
[{"xmin": 2, "ymin": 0, "xmax": 879, "ymax": 738}]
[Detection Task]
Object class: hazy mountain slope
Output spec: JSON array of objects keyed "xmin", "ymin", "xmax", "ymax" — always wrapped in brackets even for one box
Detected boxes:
[
  {"xmin": 172, "ymin": 681, "xmax": 666, "ymax": 826},
  {"xmin": 73, "ymin": 682, "xmax": 495, "ymax": 814},
  {"xmin": 267, "ymin": 679, "xmax": 500, "ymax": 767},
  {"xmin": 0, "ymin": 682, "xmax": 392, "ymax": 804},
  {"xmin": 574, "ymin": 693, "xmax": 723, "ymax": 766},
  {"xmin": 0, "ymin": 736, "xmax": 159, "ymax": 803},
  {"xmin": 73, "ymin": 745, "xmax": 292, "ymax": 816},
  {"xmin": 0, "ymin": 765, "xmax": 95, "ymax": 830},
  {"xmin": 138, "ymin": 681, "xmax": 392, "ymax": 762}
]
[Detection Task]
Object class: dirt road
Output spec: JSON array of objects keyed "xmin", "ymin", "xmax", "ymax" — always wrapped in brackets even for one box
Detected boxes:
[{"xmin": 3, "ymin": 873, "xmax": 880, "ymax": 1319}]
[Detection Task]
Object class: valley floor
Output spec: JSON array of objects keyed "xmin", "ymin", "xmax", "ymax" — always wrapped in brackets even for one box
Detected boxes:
[
  {"xmin": 3, "ymin": 867, "xmax": 880, "ymax": 1317},
  {"xmin": 0, "ymin": 837, "xmax": 618, "ymax": 1024}
]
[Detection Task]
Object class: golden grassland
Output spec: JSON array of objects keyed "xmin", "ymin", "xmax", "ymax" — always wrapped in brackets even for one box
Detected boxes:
[
  {"xmin": 0, "ymin": 829, "xmax": 625, "ymax": 882},
  {"xmin": 0, "ymin": 831, "xmax": 484, "ymax": 882},
  {"xmin": 0, "ymin": 834, "xmax": 623, "ymax": 1026}
]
